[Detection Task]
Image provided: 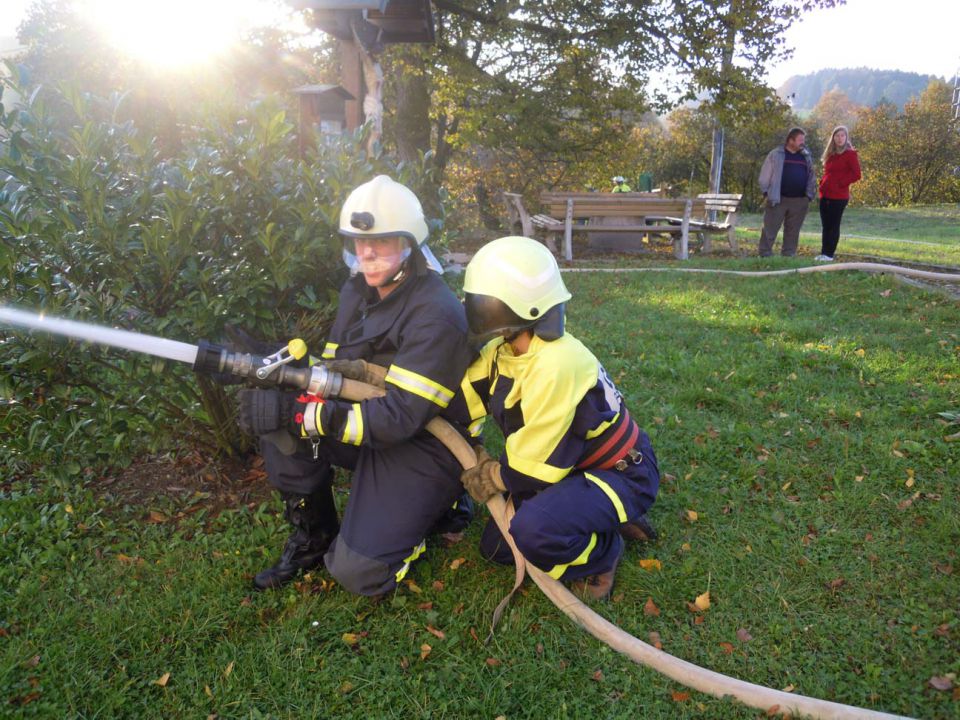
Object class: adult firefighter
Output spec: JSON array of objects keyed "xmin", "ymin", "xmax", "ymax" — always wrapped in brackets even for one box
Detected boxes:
[
  {"xmin": 459, "ymin": 236, "xmax": 659, "ymax": 599},
  {"xmin": 237, "ymin": 175, "xmax": 475, "ymax": 596}
]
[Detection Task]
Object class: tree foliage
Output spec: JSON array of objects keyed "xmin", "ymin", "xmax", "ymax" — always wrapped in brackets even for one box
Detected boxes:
[
  {"xmin": 854, "ymin": 80, "xmax": 960, "ymax": 206},
  {"xmin": 778, "ymin": 67, "xmax": 942, "ymax": 113}
]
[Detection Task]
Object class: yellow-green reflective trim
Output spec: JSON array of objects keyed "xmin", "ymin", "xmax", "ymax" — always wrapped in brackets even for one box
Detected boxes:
[
  {"xmin": 395, "ymin": 539, "xmax": 427, "ymax": 582},
  {"xmin": 585, "ymin": 411, "xmax": 620, "ymax": 440},
  {"xmin": 547, "ymin": 533, "xmax": 598, "ymax": 579},
  {"xmin": 508, "ymin": 452, "xmax": 570, "ymax": 485},
  {"xmin": 321, "ymin": 342, "xmax": 339, "ymax": 360},
  {"xmin": 468, "ymin": 418, "xmax": 485, "ymax": 438},
  {"xmin": 460, "ymin": 364, "xmax": 489, "ymax": 422},
  {"xmin": 341, "ymin": 403, "xmax": 363, "ymax": 446},
  {"xmin": 585, "ymin": 472, "xmax": 627, "ymax": 523},
  {"xmin": 386, "ymin": 365, "xmax": 455, "ymax": 407}
]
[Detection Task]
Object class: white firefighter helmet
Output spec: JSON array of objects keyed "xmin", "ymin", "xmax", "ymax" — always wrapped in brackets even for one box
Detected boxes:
[
  {"xmin": 612, "ymin": 175, "xmax": 626, "ymax": 184},
  {"xmin": 463, "ymin": 236, "xmax": 571, "ymax": 345},
  {"xmin": 338, "ymin": 175, "xmax": 442, "ymax": 275}
]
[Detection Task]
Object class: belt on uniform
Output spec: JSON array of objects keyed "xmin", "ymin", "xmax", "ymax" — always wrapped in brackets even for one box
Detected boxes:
[{"xmin": 577, "ymin": 410, "xmax": 643, "ymax": 472}]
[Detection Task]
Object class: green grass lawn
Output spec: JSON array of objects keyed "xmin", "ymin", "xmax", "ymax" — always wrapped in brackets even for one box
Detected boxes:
[
  {"xmin": 737, "ymin": 203, "xmax": 960, "ymax": 267},
  {"xmin": 2, "ymin": 265, "xmax": 959, "ymax": 718}
]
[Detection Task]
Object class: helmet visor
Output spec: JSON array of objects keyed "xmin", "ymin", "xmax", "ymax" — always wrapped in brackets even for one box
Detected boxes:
[
  {"xmin": 342, "ymin": 236, "xmax": 411, "ymax": 278},
  {"xmin": 464, "ymin": 292, "xmax": 534, "ymax": 346}
]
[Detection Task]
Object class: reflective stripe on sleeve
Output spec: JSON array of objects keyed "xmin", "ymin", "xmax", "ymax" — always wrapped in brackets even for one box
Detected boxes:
[
  {"xmin": 303, "ymin": 402, "xmax": 324, "ymax": 437},
  {"xmin": 585, "ymin": 472, "xmax": 628, "ymax": 523},
  {"xmin": 395, "ymin": 540, "xmax": 427, "ymax": 583},
  {"xmin": 340, "ymin": 403, "xmax": 364, "ymax": 446},
  {"xmin": 385, "ymin": 365, "xmax": 455, "ymax": 408},
  {"xmin": 321, "ymin": 342, "xmax": 339, "ymax": 360},
  {"xmin": 468, "ymin": 418, "xmax": 485, "ymax": 438},
  {"xmin": 547, "ymin": 533, "xmax": 598, "ymax": 579}
]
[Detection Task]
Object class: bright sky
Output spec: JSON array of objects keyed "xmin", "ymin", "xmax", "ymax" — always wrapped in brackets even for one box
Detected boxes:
[
  {"xmin": 1, "ymin": 0, "xmax": 957, "ymax": 81},
  {"xmin": 764, "ymin": 0, "xmax": 958, "ymax": 87}
]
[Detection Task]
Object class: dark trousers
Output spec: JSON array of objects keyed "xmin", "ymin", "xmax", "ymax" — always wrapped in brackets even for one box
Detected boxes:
[
  {"xmin": 758, "ymin": 196, "xmax": 810, "ymax": 257},
  {"xmin": 480, "ymin": 431, "xmax": 659, "ymax": 582},
  {"xmin": 818, "ymin": 197, "xmax": 848, "ymax": 257},
  {"xmin": 262, "ymin": 433, "xmax": 464, "ymax": 596}
]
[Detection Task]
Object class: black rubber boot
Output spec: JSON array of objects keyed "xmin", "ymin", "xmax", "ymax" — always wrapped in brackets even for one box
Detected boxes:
[
  {"xmin": 620, "ymin": 513, "xmax": 658, "ymax": 542},
  {"xmin": 429, "ymin": 492, "xmax": 475, "ymax": 546},
  {"xmin": 254, "ymin": 489, "xmax": 339, "ymax": 591}
]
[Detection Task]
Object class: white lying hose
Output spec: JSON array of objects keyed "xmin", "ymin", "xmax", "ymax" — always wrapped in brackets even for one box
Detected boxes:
[
  {"xmin": 341, "ymin": 364, "xmax": 910, "ymax": 720},
  {"xmin": 561, "ymin": 260, "xmax": 960, "ymax": 284}
]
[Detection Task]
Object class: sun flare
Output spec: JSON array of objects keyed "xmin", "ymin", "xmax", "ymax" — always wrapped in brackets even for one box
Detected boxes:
[{"xmin": 82, "ymin": 0, "xmax": 288, "ymax": 69}]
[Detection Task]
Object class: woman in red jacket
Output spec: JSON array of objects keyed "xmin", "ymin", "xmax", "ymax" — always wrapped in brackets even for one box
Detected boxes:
[{"xmin": 816, "ymin": 126, "xmax": 862, "ymax": 261}]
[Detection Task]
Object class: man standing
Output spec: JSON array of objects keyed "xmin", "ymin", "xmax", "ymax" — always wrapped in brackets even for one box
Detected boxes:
[
  {"xmin": 611, "ymin": 176, "xmax": 632, "ymax": 193},
  {"xmin": 237, "ymin": 175, "xmax": 475, "ymax": 597},
  {"xmin": 757, "ymin": 128, "xmax": 816, "ymax": 257}
]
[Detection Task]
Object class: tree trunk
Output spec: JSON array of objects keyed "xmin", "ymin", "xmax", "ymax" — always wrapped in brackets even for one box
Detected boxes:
[{"xmin": 393, "ymin": 46, "xmax": 432, "ymax": 163}]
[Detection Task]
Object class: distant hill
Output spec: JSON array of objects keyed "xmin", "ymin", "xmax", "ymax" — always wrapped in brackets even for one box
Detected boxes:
[{"xmin": 777, "ymin": 68, "xmax": 942, "ymax": 113}]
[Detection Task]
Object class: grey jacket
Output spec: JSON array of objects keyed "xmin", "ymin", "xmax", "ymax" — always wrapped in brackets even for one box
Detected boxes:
[{"xmin": 758, "ymin": 146, "xmax": 816, "ymax": 205}]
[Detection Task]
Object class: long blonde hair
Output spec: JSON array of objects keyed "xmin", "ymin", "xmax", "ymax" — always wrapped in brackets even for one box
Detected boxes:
[{"xmin": 822, "ymin": 125, "xmax": 854, "ymax": 164}]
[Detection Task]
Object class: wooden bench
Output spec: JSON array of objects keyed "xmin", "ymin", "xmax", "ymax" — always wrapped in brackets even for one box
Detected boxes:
[
  {"xmin": 645, "ymin": 193, "xmax": 743, "ymax": 255},
  {"xmin": 539, "ymin": 192, "xmax": 743, "ymax": 260}
]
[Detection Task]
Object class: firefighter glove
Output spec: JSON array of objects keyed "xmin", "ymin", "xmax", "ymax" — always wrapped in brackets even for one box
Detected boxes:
[
  {"xmin": 324, "ymin": 359, "xmax": 368, "ymax": 382},
  {"xmin": 238, "ymin": 389, "xmax": 304, "ymax": 436},
  {"xmin": 460, "ymin": 447, "xmax": 506, "ymax": 503}
]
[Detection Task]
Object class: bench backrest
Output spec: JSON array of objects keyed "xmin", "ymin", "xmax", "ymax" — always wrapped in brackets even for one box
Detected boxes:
[
  {"xmin": 540, "ymin": 192, "xmax": 705, "ymax": 219},
  {"xmin": 697, "ymin": 193, "xmax": 742, "ymax": 215}
]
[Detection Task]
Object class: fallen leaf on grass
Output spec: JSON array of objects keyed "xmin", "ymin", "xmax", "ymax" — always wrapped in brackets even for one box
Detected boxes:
[
  {"xmin": 425, "ymin": 625, "xmax": 445, "ymax": 640},
  {"xmin": 736, "ymin": 628, "xmax": 753, "ymax": 642},
  {"xmin": 639, "ymin": 558, "xmax": 662, "ymax": 572},
  {"xmin": 154, "ymin": 672, "xmax": 170, "ymax": 687},
  {"xmin": 879, "ymin": 289, "xmax": 892, "ymax": 297},
  {"xmin": 449, "ymin": 557, "xmax": 466, "ymax": 570},
  {"xmin": 204, "ymin": 685, "xmax": 212, "ymax": 698},
  {"xmin": 342, "ymin": 633, "xmax": 361, "ymax": 647},
  {"xmin": 782, "ymin": 684, "xmax": 795, "ymax": 692},
  {"xmin": 147, "ymin": 511, "xmax": 169, "ymax": 524},
  {"xmin": 116, "ymin": 554, "xmax": 144, "ymax": 566},
  {"xmin": 223, "ymin": 661, "xmax": 234, "ymax": 678},
  {"xmin": 684, "ymin": 510, "xmax": 698, "ymax": 522},
  {"xmin": 935, "ymin": 563, "xmax": 953, "ymax": 575},
  {"xmin": 432, "ymin": 581, "xmax": 444, "ymax": 592},
  {"xmin": 671, "ymin": 691, "xmax": 690, "ymax": 702},
  {"xmin": 485, "ymin": 657, "xmax": 501, "ymax": 666},
  {"xmin": 419, "ymin": 643, "xmax": 431, "ymax": 661},
  {"xmin": 591, "ymin": 669, "xmax": 603, "ymax": 682},
  {"xmin": 649, "ymin": 631, "xmax": 663, "ymax": 649},
  {"xmin": 643, "ymin": 597, "xmax": 660, "ymax": 616},
  {"xmin": 934, "ymin": 624, "xmax": 950, "ymax": 638},
  {"xmin": 694, "ymin": 592, "xmax": 711, "ymax": 611},
  {"xmin": 826, "ymin": 578, "xmax": 846, "ymax": 591},
  {"xmin": 25, "ymin": 655, "xmax": 40, "ymax": 668},
  {"xmin": 400, "ymin": 656, "xmax": 409, "ymax": 669},
  {"xmin": 929, "ymin": 675, "xmax": 954, "ymax": 691},
  {"xmin": 719, "ymin": 642, "xmax": 734, "ymax": 654}
]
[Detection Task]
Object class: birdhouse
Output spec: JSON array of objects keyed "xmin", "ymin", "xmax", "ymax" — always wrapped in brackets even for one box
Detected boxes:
[{"xmin": 292, "ymin": 84, "xmax": 355, "ymax": 154}]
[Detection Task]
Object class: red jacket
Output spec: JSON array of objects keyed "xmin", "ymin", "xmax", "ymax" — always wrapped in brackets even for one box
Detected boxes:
[{"xmin": 819, "ymin": 149, "xmax": 862, "ymax": 200}]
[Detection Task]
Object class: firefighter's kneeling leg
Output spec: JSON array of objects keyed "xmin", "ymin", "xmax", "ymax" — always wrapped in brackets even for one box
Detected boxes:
[{"xmin": 324, "ymin": 437, "xmax": 463, "ymax": 596}]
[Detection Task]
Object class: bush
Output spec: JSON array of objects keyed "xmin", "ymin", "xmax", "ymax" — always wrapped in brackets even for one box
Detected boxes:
[{"xmin": 0, "ymin": 74, "xmax": 446, "ymax": 472}]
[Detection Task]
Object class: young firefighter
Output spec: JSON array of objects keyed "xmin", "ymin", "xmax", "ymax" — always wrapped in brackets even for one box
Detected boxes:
[
  {"xmin": 237, "ymin": 175, "xmax": 475, "ymax": 596},
  {"xmin": 458, "ymin": 236, "xmax": 659, "ymax": 599}
]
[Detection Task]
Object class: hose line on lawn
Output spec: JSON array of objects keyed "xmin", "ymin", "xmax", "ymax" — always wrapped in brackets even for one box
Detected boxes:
[
  {"xmin": 339, "ymin": 363, "xmax": 909, "ymax": 720},
  {"xmin": 560, "ymin": 260, "xmax": 960, "ymax": 284}
]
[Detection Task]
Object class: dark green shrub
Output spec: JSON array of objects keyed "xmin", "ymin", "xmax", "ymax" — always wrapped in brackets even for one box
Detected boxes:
[{"xmin": 1, "ymin": 74, "xmax": 446, "ymax": 472}]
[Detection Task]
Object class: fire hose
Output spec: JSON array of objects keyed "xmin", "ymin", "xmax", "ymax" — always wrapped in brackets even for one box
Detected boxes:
[
  {"xmin": 0, "ymin": 303, "xmax": 917, "ymax": 719},
  {"xmin": 341, "ymin": 361, "xmax": 908, "ymax": 720}
]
